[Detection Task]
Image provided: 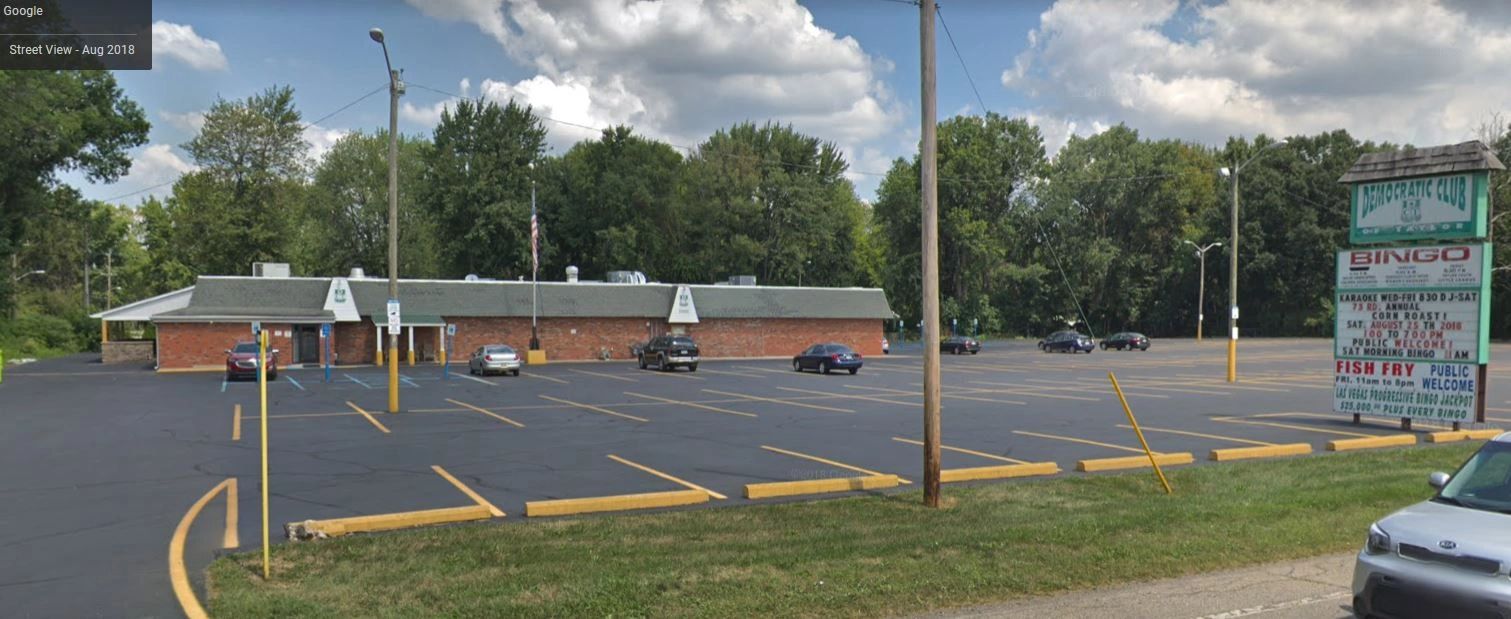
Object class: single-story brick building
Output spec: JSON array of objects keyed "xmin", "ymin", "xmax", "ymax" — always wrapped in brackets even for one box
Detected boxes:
[{"xmin": 93, "ymin": 272, "xmax": 897, "ymax": 371}]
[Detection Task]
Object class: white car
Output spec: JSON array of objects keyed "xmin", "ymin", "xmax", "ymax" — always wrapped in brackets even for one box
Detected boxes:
[
  {"xmin": 468, "ymin": 345, "xmax": 521, "ymax": 376},
  {"xmin": 1353, "ymin": 432, "xmax": 1511, "ymax": 618}
]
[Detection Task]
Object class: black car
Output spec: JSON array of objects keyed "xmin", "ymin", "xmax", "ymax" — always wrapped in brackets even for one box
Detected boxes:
[
  {"xmin": 1101, "ymin": 332, "xmax": 1150, "ymax": 351},
  {"xmin": 638, "ymin": 335, "xmax": 700, "ymax": 371},
  {"xmin": 793, "ymin": 343, "xmax": 863, "ymax": 374},
  {"xmin": 941, "ymin": 336, "xmax": 980, "ymax": 355},
  {"xmin": 1038, "ymin": 331, "xmax": 1095, "ymax": 353}
]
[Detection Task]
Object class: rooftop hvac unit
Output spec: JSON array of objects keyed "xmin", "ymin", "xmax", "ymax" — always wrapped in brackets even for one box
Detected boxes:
[
  {"xmin": 349, "ymin": 267, "xmax": 365, "ymax": 279},
  {"xmin": 606, "ymin": 270, "xmax": 647, "ymax": 284},
  {"xmin": 728, "ymin": 275, "xmax": 757, "ymax": 286},
  {"xmin": 253, "ymin": 262, "xmax": 291, "ymax": 278}
]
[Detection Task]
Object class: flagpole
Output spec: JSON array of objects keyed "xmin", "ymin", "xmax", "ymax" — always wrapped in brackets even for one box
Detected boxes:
[{"xmin": 529, "ymin": 162, "xmax": 540, "ymax": 351}]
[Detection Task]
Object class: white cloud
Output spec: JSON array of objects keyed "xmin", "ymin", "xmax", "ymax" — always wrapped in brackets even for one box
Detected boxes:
[
  {"xmin": 151, "ymin": 21, "xmax": 229, "ymax": 71},
  {"xmin": 405, "ymin": 0, "xmax": 901, "ymax": 165},
  {"xmin": 159, "ymin": 110, "xmax": 205, "ymax": 134},
  {"xmin": 1003, "ymin": 0, "xmax": 1511, "ymax": 149},
  {"xmin": 97, "ymin": 144, "xmax": 198, "ymax": 203},
  {"xmin": 302, "ymin": 124, "xmax": 347, "ymax": 163}
]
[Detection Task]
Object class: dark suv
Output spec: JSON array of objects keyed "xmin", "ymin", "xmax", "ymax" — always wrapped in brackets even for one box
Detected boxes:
[
  {"xmin": 638, "ymin": 335, "xmax": 700, "ymax": 372},
  {"xmin": 1038, "ymin": 331, "xmax": 1095, "ymax": 354}
]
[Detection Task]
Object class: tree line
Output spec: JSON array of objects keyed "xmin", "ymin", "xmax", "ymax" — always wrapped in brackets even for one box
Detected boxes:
[{"xmin": 5, "ymin": 71, "xmax": 1510, "ymax": 356}]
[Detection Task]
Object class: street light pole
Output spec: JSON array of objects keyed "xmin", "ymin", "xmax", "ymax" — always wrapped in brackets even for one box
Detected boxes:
[
  {"xmin": 371, "ymin": 27, "xmax": 403, "ymax": 413},
  {"xmin": 530, "ymin": 162, "xmax": 540, "ymax": 351},
  {"xmin": 1220, "ymin": 139, "xmax": 1287, "ymax": 383},
  {"xmin": 1183, "ymin": 240, "xmax": 1221, "ymax": 342}
]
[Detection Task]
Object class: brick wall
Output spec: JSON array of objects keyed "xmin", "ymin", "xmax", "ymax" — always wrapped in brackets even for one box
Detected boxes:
[
  {"xmin": 159, "ymin": 317, "xmax": 885, "ymax": 368},
  {"xmin": 157, "ymin": 322, "xmax": 295, "ymax": 369}
]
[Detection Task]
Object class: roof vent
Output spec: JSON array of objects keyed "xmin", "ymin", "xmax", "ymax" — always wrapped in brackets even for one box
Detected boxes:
[
  {"xmin": 566, "ymin": 265, "xmax": 579, "ymax": 283},
  {"xmin": 349, "ymin": 267, "xmax": 365, "ymax": 279},
  {"xmin": 253, "ymin": 262, "xmax": 291, "ymax": 278},
  {"xmin": 464, "ymin": 274, "xmax": 479, "ymax": 282}
]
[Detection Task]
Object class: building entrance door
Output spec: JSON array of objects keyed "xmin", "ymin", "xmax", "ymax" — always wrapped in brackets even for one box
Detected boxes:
[{"xmin": 296, "ymin": 325, "xmax": 320, "ymax": 364}]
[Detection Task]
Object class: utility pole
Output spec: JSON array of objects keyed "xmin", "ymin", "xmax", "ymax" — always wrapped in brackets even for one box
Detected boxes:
[
  {"xmin": 83, "ymin": 226, "xmax": 90, "ymax": 312},
  {"xmin": 919, "ymin": 0, "xmax": 942, "ymax": 508},
  {"xmin": 105, "ymin": 249, "xmax": 113, "ymax": 310},
  {"xmin": 1227, "ymin": 173, "xmax": 1238, "ymax": 380},
  {"xmin": 370, "ymin": 27, "xmax": 404, "ymax": 414},
  {"xmin": 1182, "ymin": 241, "xmax": 1221, "ymax": 342}
]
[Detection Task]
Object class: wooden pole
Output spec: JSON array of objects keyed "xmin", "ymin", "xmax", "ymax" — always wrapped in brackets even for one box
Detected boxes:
[{"xmin": 919, "ymin": 0, "xmax": 942, "ymax": 507}]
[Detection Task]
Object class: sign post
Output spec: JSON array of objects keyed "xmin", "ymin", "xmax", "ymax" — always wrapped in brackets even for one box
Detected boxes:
[
  {"xmin": 321, "ymin": 323, "xmax": 332, "ymax": 383},
  {"xmin": 1335, "ymin": 142, "xmax": 1501, "ymax": 428},
  {"xmin": 443, "ymin": 323, "xmax": 456, "ymax": 380},
  {"xmin": 386, "ymin": 300, "xmax": 400, "ymax": 414}
]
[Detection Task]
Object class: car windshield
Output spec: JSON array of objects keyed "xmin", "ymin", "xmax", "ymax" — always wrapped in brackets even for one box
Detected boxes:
[
  {"xmin": 829, "ymin": 345, "xmax": 854, "ymax": 354},
  {"xmin": 486, "ymin": 346, "xmax": 515, "ymax": 354},
  {"xmin": 1437, "ymin": 441, "xmax": 1511, "ymax": 513},
  {"xmin": 669, "ymin": 337, "xmax": 694, "ymax": 347},
  {"xmin": 232, "ymin": 343, "xmax": 258, "ymax": 353}
]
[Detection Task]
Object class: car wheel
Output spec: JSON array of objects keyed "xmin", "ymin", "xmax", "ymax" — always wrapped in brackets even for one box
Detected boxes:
[
  {"xmin": 820, "ymin": 361, "xmax": 830, "ymax": 375},
  {"xmin": 793, "ymin": 359, "xmax": 802, "ymax": 372},
  {"xmin": 848, "ymin": 368, "xmax": 858, "ymax": 375},
  {"xmin": 1100, "ymin": 343, "xmax": 1107, "ymax": 350},
  {"xmin": 689, "ymin": 364, "xmax": 698, "ymax": 372},
  {"xmin": 638, "ymin": 354, "xmax": 647, "ymax": 370},
  {"xmin": 511, "ymin": 369, "xmax": 520, "ymax": 376},
  {"xmin": 659, "ymin": 354, "xmax": 671, "ymax": 371}
]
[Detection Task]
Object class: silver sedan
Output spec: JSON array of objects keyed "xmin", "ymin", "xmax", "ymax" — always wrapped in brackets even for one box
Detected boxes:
[{"xmin": 468, "ymin": 345, "xmax": 521, "ymax": 376}]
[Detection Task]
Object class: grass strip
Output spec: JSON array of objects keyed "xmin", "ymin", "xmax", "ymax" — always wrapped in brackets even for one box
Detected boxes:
[{"xmin": 208, "ymin": 444, "xmax": 1476, "ymax": 618}]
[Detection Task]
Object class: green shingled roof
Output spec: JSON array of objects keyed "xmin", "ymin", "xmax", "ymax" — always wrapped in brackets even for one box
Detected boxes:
[{"xmin": 158, "ymin": 276, "xmax": 896, "ymax": 322}]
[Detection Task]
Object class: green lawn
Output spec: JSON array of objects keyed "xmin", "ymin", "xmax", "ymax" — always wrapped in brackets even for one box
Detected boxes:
[{"xmin": 208, "ymin": 444, "xmax": 1476, "ymax": 618}]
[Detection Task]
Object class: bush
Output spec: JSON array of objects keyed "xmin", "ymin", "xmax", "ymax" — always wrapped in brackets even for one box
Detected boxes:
[{"xmin": 0, "ymin": 313, "xmax": 83, "ymax": 357}]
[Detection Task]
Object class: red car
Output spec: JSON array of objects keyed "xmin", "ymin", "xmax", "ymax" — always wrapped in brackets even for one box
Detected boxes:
[{"xmin": 225, "ymin": 341, "xmax": 279, "ymax": 380}]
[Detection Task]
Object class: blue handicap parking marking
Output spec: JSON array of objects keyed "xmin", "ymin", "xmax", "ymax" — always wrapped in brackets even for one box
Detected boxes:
[
  {"xmin": 344, "ymin": 374, "xmax": 373, "ymax": 389},
  {"xmin": 285, "ymin": 375, "xmax": 305, "ymax": 391}
]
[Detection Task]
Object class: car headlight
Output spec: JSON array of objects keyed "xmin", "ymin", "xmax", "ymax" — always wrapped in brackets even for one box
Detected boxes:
[{"xmin": 1366, "ymin": 523, "xmax": 1392, "ymax": 555}]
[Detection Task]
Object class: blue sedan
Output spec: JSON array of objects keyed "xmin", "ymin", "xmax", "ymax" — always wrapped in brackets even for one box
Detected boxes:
[{"xmin": 793, "ymin": 343, "xmax": 864, "ymax": 374}]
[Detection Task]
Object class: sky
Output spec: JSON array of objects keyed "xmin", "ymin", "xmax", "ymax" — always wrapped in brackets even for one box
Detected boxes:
[{"xmin": 66, "ymin": 0, "xmax": 1511, "ymax": 205}]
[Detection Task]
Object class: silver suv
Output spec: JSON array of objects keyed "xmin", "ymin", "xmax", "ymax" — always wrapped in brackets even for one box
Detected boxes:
[{"xmin": 1353, "ymin": 433, "xmax": 1511, "ymax": 618}]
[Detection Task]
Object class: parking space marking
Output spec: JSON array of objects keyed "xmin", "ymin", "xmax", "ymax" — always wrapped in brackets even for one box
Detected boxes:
[
  {"xmin": 697, "ymin": 368, "xmax": 765, "ymax": 378},
  {"xmin": 456, "ymin": 372, "xmax": 495, "ymax": 385},
  {"xmin": 399, "ymin": 374, "xmax": 421, "ymax": 388},
  {"xmin": 703, "ymin": 389, "xmax": 855, "ymax": 413},
  {"xmin": 1115, "ymin": 424, "xmax": 1274, "ymax": 446},
  {"xmin": 285, "ymin": 375, "xmax": 305, "ymax": 391},
  {"xmin": 1016, "ymin": 378, "xmax": 1171, "ymax": 399},
  {"xmin": 343, "ymin": 374, "xmax": 373, "ymax": 389},
  {"xmin": 343, "ymin": 401, "xmax": 393, "ymax": 434},
  {"xmin": 431, "ymin": 465, "xmax": 506, "ymax": 517},
  {"xmin": 1012, "ymin": 430, "xmax": 1156, "ymax": 455},
  {"xmin": 761, "ymin": 445, "xmax": 912, "ymax": 484},
  {"xmin": 220, "ymin": 379, "xmax": 228, "ymax": 393},
  {"xmin": 640, "ymin": 369, "xmax": 706, "ymax": 380},
  {"xmin": 445, "ymin": 398, "xmax": 526, "ymax": 428},
  {"xmin": 231, "ymin": 404, "xmax": 241, "ymax": 441},
  {"xmin": 538, "ymin": 394, "xmax": 649, "ymax": 422},
  {"xmin": 891, "ymin": 436, "xmax": 1028, "ymax": 464},
  {"xmin": 776, "ymin": 386, "xmax": 915, "ymax": 407},
  {"xmin": 608, "ymin": 454, "xmax": 728, "ymax": 500},
  {"xmin": 623, "ymin": 392, "xmax": 757, "ymax": 418},
  {"xmin": 570, "ymin": 368, "xmax": 638, "ymax": 383},
  {"xmin": 859, "ymin": 364, "xmax": 919, "ymax": 375},
  {"xmin": 848, "ymin": 384, "xmax": 1027, "ymax": 406},
  {"xmin": 965, "ymin": 381, "xmax": 1102, "ymax": 401},
  {"xmin": 1211, "ymin": 416, "xmax": 1377, "ymax": 438},
  {"xmin": 522, "ymin": 372, "xmax": 571, "ymax": 385}
]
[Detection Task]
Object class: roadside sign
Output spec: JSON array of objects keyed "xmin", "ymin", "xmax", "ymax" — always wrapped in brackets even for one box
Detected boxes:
[
  {"xmin": 1349, "ymin": 172, "xmax": 1489, "ymax": 244},
  {"xmin": 387, "ymin": 299, "xmax": 401, "ymax": 334},
  {"xmin": 251, "ymin": 321, "xmax": 262, "ymax": 337},
  {"xmin": 1333, "ymin": 242, "xmax": 1490, "ymax": 422},
  {"xmin": 446, "ymin": 323, "xmax": 456, "ymax": 337},
  {"xmin": 320, "ymin": 323, "xmax": 331, "ymax": 338}
]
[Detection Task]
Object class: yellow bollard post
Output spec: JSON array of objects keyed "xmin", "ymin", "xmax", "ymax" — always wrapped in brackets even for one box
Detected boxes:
[
  {"xmin": 407, "ymin": 327, "xmax": 415, "ymax": 367},
  {"xmin": 1227, "ymin": 336, "xmax": 1237, "ymax": 382},
  {"xmin": 258, "ymin": 330, "xmax": 270, "ymax": 579},
  {"xmin": 1108, "ymin": 371, "xmax": 1173, "ymax": 494},
  {"xmin": 388, "ymin": 348, "xmax": 399, "ymax": 413}
]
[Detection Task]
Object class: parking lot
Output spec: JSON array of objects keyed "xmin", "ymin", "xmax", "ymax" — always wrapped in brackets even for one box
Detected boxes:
[{"xmin": 4, "ymin": 337, "xmax": 1510, "ymax": 616}]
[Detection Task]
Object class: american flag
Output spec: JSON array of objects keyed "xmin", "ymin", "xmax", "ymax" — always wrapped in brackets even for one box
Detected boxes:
[{"xmin": 530, "ymin": 206, "xmax": 539, "ymax": 275}]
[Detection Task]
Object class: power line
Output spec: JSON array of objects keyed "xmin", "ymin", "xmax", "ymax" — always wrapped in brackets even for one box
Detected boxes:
[
  {"xmin": 100, "ymin": 83, "xmax": 390, "ymax": 203},
  {"xmin": 935, "ymin": 6, "xmax": 987, "ymax": 117}
]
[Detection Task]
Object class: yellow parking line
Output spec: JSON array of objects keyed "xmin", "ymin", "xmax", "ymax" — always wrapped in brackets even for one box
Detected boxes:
[
  {"xmin": 703, "ymin": 389, "xmax": 854, "ymax": 413},
  {"xmin": 965, "ymin": 381, "xmax": 1102, "ymax": 401},
  {"xmin": 222, "ymin": 478, "xmax": 239, "ymax": 549},
  {"xmin": 891, "ymin": 436, "xmax": 1028, "ymax": 464},
  {"xmin": 344, "ymin": 401, "xmax": 392, "ymax": 434},
  {"xmin": 1115, "ymin": 424, "xmax": 1274, "ymax": 446},
  {"xmin": 761, "ymin": 445, "xmax": 911, "ymax": 484},
  {"xmin": 624, "ymin": 392, "xmax": 757, "ymax": 418},
  {"xmin": 640, "ymin": 369, "xmax": 706, "ymax": 380},
  {"xmin": 170, "ymin": 478, "xmax": 234, "ymax": 619},
  {"xmin": 539, "ymin": 394, "xmax": 649, "ymax": 422},
  {"xmin": 231, "ymin": 404, "xmax": 241, "ymax": 441},
  {"xmin": 848, "ymin": 384, "xmax": 1027, "ymax": 406},
  {"xmin": 431, "ymin": 465, "xmax": 506, "ymax": 517},
  {"xmin": 522, "ymin": 372, "xmax": 570, "ymax": 385},
  {"xmin": 608, "ymin": 454, "xmax": 727, "ymax": 500},
  {"xmin": 1012, "ymin": 430, "xmax": 1152, "ymax": 455},
  {"xmin": 1212, "ymin": 416, "xmax": 1376, "ymax": 438},
  {"xmin": 569, "ymin": 368, "xmax": 637, "ymax": 382},
  {"xmin": 864, "ymin": 364, "xmax": 922, "ymax": 375},
  {"xmin": 777, "ymin": 386, "xmax": 915, "ymax": 406},
  {"xmin": 445, "ymin": 398, "xmax": 525, "ymax": 428}
]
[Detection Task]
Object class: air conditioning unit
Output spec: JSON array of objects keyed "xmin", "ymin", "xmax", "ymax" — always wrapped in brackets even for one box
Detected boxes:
[
  {"xmin": 728, "ymin": 275, "xmax": 757, "ymax": 286},
  {"xmin": 253, "ymin": 262, "xmax": 291, "ymax": 278}
]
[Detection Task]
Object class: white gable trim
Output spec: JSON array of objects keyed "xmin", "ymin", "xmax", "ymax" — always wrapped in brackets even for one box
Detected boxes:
[{"xmin": 324, "ymin": 278, "xmax": 362, "ymax": 322}]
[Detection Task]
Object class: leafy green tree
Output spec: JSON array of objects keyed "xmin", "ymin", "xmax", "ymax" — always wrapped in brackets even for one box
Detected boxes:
[
  {"xmin": 422, "ymin": 98, "xmax": 547, "ymax": 279},
  {"xmin": 298, "ymin": 131, "xmax": 436, "ymax": 278},
  {"xmin": 0, "ymin": 70, "xmax": 147, "ymax": 317},
  {"xmin": 155, "ymin": 86, "xmax": 309, "ymax": 275}
]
